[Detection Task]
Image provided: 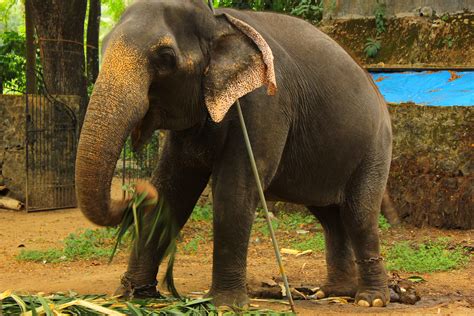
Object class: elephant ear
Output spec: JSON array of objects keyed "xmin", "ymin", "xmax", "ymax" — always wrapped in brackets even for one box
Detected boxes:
[{"xmin": 204, "ymin": 13, "xmax": 277, "ymax": 123}]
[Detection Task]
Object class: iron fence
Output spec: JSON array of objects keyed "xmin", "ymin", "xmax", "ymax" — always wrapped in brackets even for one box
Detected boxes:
[
  {"xmin": 117, "ymin": 131, "xmax": 162, "ymax": 189},
  {"xmin": 25, "ymin": 94, "xmax": 77, "ymax": 211}
]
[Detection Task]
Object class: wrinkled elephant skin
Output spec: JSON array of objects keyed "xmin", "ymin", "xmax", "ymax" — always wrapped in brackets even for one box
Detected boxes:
[{"xmin": 75, "ymin": 0, "xmax": 392, "ymax": 308}]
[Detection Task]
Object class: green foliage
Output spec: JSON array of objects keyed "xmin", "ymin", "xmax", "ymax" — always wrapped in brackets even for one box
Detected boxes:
[
  {"xmin": 102, "ymin": 0, "xmax": 128, "ymax": 22},
  {"xmin": 191, "ymin": 204, "xmax": 213, "ymax": 221},
  {"xmin": 17, "ymin": 228, "xmax": 120, "ymax": 263},
  {"xmin": 290, "ymin": 0, "xmax": 324, "ymax": 22},
  {"xmin": 0, "ymin": 30, "xmax": 26, "ymax": 93},
  {"xmin": 0, "ymin": 0, "xmax": 24, "ymax": 33},
  {"xmin": 364, "ymin": 37, "xmax": 381, "ymax": 58},
  {"xmin": 213, "ymin": 0, "xmax": 325, "ymax": 22},
  {"xmin": 100, "ymin": 0, "xmax": 134, "ymax": 40},
  {"xmin": 385, "ymin": 238, "xmax": 471, "ymax": 273},
  {"xmin": 374, "ymin": 0, "xmax": 386, "ymax": 35},
  {"xmin": 182, "ymin": 236, "xmax": 205, "ymax": 254},
  {"xmin": 378, "ymin": 214, "xmax": 391, "ymax": 231},
  {"xmin": 362, "ymin": 0, "xmax": 385, "ymax": 58},
  {"xmin": 2, "ymin": 292, "xmax": 288, "ymax": 315},
  {"xmin": 442, "ymin": 36, "xmax": 455, "ymax": 48}
]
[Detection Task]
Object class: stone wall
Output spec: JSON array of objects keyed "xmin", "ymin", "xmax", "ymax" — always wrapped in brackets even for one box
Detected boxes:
[
  {"xmin": 387, "ymin": 103, "xmax": 472, "ymax": 229},
  {"xmin": 0, "ymin": 95, "xmax": 80, "ymax": 202},
  {"xmin": 323, "ymin": 0, "xmax": 473, "ymax": 19},
  {"xmin": 0, "ymin": 95, "xmax": 25, "ymax": 198}
]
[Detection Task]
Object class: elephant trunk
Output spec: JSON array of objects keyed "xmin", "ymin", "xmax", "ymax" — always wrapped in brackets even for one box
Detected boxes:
[{"xmin": 75, "ymin": 39, "xmax": 151, "ymax": 226}]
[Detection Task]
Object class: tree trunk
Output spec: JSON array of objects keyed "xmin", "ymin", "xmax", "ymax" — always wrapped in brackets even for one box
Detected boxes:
[
  {"xmin": 30, "ymin": 0, "xmax": 88, "ymax": 118},
  {"xmin": 25, "ymin": 0, "xmax": 36, "ymax": 94},
  {"xmin": 87, "ymin": 0, "xmax": 101, "ymax": 86}
]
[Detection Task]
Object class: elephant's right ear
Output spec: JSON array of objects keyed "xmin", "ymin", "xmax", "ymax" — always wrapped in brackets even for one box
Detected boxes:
[{"xmin": 203, "ymin": 14, "xmax": 277, "ymax": 123}]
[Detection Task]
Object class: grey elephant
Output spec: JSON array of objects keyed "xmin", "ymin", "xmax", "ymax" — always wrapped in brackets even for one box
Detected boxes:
[{"xmin": 75, "ymin": 0, "xmax": 392, "ymax": 308}]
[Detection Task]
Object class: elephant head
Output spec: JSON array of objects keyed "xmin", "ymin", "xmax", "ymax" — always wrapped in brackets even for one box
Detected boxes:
[{"xmin": 75, "ymin": 0, "xmax": 276, "ymax": 226}]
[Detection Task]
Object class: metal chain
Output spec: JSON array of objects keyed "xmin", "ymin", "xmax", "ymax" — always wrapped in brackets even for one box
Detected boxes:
[
  {"xmin": 120, "ymin": 274, "xmax": 159, "ymax": 298},
  {"xmin": 355, "ymin": 256, "xmax": 385, "ymax": 264}
]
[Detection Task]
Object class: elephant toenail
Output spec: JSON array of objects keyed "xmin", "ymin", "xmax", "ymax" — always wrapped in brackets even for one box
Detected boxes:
[
  {"xmin": 357, "ymin": 299, "xmax": 370, "ymax": 307},
  {"xmin": 372, "ymin": 298, "xmax": 384, "ymax": 307},
  {"xmin": 315, "ymin": 290, "xmax": 325, "ymax": 299}
]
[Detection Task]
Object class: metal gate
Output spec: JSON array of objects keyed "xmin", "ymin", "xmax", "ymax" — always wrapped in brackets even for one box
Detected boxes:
[
  {"xmin": 118, "ymin": 131, "xmax": 161, "ymax": 186},
  {"xmin": 25, "ymin": 94, "xmax": 77, "ymax": 211}
]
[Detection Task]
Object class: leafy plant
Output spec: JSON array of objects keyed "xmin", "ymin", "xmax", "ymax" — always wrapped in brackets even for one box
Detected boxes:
[
  {"xmin": 191, "ymin": 204, "xmax": 213, "ymax": 221},
  {"xmin": 112, "ymin": 184, "xmax": 180, "ymax": 297},
  {"xmin": 374, "ymin": 0, "xmax": 386, "ymax": 36},
  {"xmin": 0, "ymin": 30, "xmax": 26, "ymax": 93},
  {"xmin": 378, "ymin": 214, "xmax": 391, "ymax": 231},
  {"xmin": 442, "ymin": 36, "xmax": 455, "ymax": 48},
  {"xmin": 364, "ymin": 37, "xmax": 381, "ymax": 58},
  {"xmin": 182, "ymin": 236, "xmax": 205, "ymax": 254},
  {"xmin": 385, "ymin": 238, "xmax": 471, "ymax": 273},
  {"xmin": 291, "ymin": 0, "xmax": 324, "ymax": 22},
  {"xmin": 1, "ymin": 292, "xmax": 289, "ymax": 315}
]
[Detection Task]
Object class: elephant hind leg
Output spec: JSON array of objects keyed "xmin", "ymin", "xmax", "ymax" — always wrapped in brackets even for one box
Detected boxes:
[
  {"xmin": 340, "ymin": 154, "xmax": 391, "ymax": 307},
  {"xmin": 308, "ymin": 205, "xmax": 358, "ymax": 298}
]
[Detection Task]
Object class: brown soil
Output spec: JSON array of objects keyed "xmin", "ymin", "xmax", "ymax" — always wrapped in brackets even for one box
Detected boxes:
[{"xmin": 0, "ymin": 205, "xmax": 473, "ymax": 315}]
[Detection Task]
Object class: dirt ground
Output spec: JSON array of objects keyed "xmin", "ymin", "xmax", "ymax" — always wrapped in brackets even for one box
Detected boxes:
[{"xmin": 0, "ymin": 206, "xmax": 473, "ymax": 315}]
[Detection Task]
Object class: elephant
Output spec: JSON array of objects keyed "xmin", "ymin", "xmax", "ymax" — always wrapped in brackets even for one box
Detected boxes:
[{"xmin": 75, "ymin": 0, "xmax": 392, "ymax": 308}]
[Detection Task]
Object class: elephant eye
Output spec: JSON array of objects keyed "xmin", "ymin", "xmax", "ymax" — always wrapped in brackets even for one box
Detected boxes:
[{"xmin": 152, "ymin": 47, "xmax": 177, "ymax": 75}]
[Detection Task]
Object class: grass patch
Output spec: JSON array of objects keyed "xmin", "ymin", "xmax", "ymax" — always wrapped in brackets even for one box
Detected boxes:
[
  {"xmin": 17, "ymin": 228, "xmax": 121, "ymax": 263},
  {"xmin": 255, "ymin": 218, "xmax": 280, "ymax": 236},
  {"xmin": 277, "ymin": 212, "xmax": 316, "ymax": 230},
  {"xmin": 378, "ymin": 214, "xmax": 391, "ymax": 231},
  {"xmin": 290, "ymin": 234, "xmax": 325, "ymax": 252},
  {"xmin": 385, "ymin": 238, "xmax": 471, "ymax": 273},
  {"xmin": 254, "ymin": 210, "xmax": 317, "ymax": 236},
  {"xmin": 181, "ymin": 235, "xmax": 205, "ymax": 254},
  {"xmin": 190, "ymin": 204, "xmax": 213, "ymax": 221}
]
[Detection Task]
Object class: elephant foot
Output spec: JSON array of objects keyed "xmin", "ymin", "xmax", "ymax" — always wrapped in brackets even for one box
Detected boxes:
[
  {"xmin": 206, "ymin": 289, "xmax": 249, "ymax": 308},
  {"xmin": 316, "ymin": 280, "xmax": 358, "ymax": 299},
  {"xmin": 355, "ymin": 287, "xmax": 390, "ymax": 307},
  {"xmin": 114, "ymin": 275, "xmax": 163, "ymax": 299}
]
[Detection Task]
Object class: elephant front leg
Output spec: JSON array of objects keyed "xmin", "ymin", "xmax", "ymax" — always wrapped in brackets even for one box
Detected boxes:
[
  {"xmin": 207, "ymin": 184, "xmax": 258, "ymax": 307},
  {"xmin": 116, "ymin": 143, "xmax": 211, "ymax": 299}
]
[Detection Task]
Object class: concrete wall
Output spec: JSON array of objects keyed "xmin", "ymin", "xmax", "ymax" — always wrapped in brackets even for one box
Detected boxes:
[{"xmin": 324, "ymin": 0, "xmax": 474, "ymax": 19}]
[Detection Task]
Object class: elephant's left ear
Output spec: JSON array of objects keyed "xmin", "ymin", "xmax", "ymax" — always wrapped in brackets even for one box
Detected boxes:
[{"xmin": 204, "ymin": 13, "xmax": 277, "ymax": 123}]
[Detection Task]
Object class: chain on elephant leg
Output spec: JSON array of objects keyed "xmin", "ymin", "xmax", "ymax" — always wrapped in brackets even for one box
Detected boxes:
[
  {"xmin": 355, "ymin": 258, "xmax": 390, "ymax": 307},
  {"xmin": 115, "ymin": 273, "xmax": 163, "ymax": 299}
]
